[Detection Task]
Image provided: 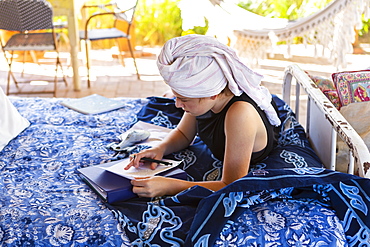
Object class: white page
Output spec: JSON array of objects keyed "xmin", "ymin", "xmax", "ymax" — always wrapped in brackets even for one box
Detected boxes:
[{"xmin": 101, "ymin": 158, "xmax": 182, "ymax": 180}]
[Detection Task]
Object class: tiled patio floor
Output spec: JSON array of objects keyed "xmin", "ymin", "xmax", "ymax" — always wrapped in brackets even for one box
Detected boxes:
[
  {"xmin": 0, "ymin": 48, "xmax": 170, "ymax": 99},
  {"xmin": 1, "ymin": 44, "xmax": 369, "ymax": 99}
]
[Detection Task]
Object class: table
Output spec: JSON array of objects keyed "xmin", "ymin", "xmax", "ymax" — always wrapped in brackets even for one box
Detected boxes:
[{"xmin": 49, "ymin": 0, "xmax": 86, "ymax": 91}]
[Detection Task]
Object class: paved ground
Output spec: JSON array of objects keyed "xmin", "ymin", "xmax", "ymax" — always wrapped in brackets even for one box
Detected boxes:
[{"xmin": 1, "ymin": 44, "xmax": 369, "ymax": 99}]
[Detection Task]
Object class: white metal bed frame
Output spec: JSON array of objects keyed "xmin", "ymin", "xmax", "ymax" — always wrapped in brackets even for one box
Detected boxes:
[{"xmin": 283, "ymin": 64, "xmax": 370, "ymax": 178}]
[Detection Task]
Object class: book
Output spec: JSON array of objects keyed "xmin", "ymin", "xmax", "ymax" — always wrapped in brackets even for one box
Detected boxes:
[
  {"xmin": 60, "ymin": 94, "xmax": 126, "ymax": 115},
  {"xmin": 78, "ymin": 159, "xmax": 186, "ymax": 203},
  {"xmin": 101, "ymin": 158, "xmax": 182, "ymax": 179}
]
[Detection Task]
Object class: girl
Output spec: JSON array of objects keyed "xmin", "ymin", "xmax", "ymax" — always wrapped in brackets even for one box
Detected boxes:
[{"xmin": 126, "ymin": 34, "xmax": 280, "ymax": 198}]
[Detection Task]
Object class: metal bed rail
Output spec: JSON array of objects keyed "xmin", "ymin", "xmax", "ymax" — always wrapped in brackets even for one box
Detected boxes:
[{"xmin": 282, "ymin": 64, "xmax": 370, "ymax": 178}]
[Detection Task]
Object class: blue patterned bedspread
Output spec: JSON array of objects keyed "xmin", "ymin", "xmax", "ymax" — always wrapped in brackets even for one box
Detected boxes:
[
  {"xmin": 1, "ymin": 95, "xmax": 369, "ymax": 247},
  {"xmin": 1, "ymin": 97, "xmax": 149, "ymax": 246},
  {"xmin": 111, "ymin": 96, "xmax": 370, "ymax": 247}
]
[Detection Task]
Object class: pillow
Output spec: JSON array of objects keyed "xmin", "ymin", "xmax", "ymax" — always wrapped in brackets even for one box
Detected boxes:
[
  {"xmin": 336, "ymin": 101, "xmax": 370, "ymax": 173},
  {"xmin": 0, "ymin": 87, "xmax": 30, "ymax": 151},
  {"xmin": 307, "ymin": 73, "xmax": 336, "ymax": 91},
  {"xmin": 332, "ymin": 70, "xmax": 370, "ymax": 107},
  {"xmin": 322, "ymin": 90, "xmax": 341, "ymax": 110},
  {"xmin": 306, "ymin": 72, "xmax": 341, "ymax": 110}
]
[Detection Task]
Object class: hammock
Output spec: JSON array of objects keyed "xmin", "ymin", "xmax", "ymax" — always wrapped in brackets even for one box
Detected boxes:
[{"xmin": 179, "ymin": 0, "xmax": 370, "ymax": 69}]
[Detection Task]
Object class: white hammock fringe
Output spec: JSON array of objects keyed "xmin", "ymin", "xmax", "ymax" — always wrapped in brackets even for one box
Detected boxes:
[{"xmin": 179, "ymin": 0, "xmax": 370, "ymax": 70}]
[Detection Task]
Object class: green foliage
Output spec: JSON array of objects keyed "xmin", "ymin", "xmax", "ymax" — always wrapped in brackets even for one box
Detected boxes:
[
  {"xmin": 237, "ymin": 0, "xmax": 369, "ymax": 41},
  {"xmin": 181, "ymin": 18, "xmax": 209, "ymax": 36},
  {"xmin": 360, "ymin": 16, "xmax": 370, "ymax": 36},
  {"xmin": 134, "ymin": 0, "xmax": 183, "ymax": 46},
  {"xmin": 238, "ymin": 0, "xmax": 333, "ymax": 20},
  {"xmin": 58, "ymin": 0, "xmax": 369, "ymax": 48},
  {"xmin": 55, "ymin": 0, "xmax": 185, "ymax": 48}
]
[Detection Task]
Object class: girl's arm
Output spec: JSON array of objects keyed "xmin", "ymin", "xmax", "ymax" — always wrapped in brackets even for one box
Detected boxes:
[
  {"xmin": 221, "ymin": 101, "xmax": 267, "ymax": 184},
  {"xmin": 159, "ymin": 112, "xmax": 198, "ymax": 156},
  {"xmin": 131, "ymin": 102, "xmax": 268, "ymax": 197}
]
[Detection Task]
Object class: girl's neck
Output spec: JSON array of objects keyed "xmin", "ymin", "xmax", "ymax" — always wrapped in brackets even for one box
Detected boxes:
[{"xmin": 211, "ymin": 93, "xmax": 234, "ymax": 113}]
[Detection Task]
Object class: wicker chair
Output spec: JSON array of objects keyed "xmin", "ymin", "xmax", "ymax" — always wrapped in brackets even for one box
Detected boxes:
[{"xmin": 0, "ymin": 0, "xmax": 68, "ymax": 96}]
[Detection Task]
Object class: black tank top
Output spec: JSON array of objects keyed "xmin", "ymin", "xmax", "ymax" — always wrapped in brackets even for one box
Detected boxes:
[{"xmin": 196, "ymin": 93, "xmax": 279, "ymax": 164}]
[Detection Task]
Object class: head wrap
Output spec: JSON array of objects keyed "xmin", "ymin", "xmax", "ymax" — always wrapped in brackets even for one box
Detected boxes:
[{"xmin": 157, "ymin": 34, "xmax": 280, "ymax": 126}]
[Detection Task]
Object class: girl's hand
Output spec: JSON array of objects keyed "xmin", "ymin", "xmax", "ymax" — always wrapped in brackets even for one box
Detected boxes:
[
  {"xmin": 124, "ymin": 147, "xmax": 164, "ymax": 170},
  {"xmin": 131, "ymin": 176, "xmax": 174, "ymax": 198}
]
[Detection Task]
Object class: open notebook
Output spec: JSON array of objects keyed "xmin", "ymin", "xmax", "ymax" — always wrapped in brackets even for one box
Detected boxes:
[
  {"xmin": 78, "ymin": 121, "xmax": 185, "ymax": 203},
  {"xmin": 78, "ymin": 159, "xmax": 186, "ymax": 203},
  {"xmin": 101, "ymin": 158, "xmax": 182, "ymax": 180}
]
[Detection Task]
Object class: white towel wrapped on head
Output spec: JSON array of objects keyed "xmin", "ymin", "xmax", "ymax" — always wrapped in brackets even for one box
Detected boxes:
[{"xmin": 157, "ymin": 34, "xmax": 281, "ymax": 127}]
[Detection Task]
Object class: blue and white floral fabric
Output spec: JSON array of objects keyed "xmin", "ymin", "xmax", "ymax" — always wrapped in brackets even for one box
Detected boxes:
[
  {"xmin": 214, "ymin": 198, "xmax": 347, "ymax": 247},
  {"xmin": 1, "ymin": 95, "xmax": 369, "ymax": 247},
  {"xmin": 188, "ymin": 169, "xmax": 370, "ymax": 246},
  {"xmin": 111, "ymin": 95, "xmax": 370, "ymax": 246},
  {"xmin": 1, "ymin": 97, "xmax": 149, "ymax": 246}
]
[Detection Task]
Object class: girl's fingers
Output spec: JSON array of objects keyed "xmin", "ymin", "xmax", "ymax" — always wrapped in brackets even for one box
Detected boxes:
[{"xmin": 124, "ymin": 154, "xmax": 139, "ymax": 170}]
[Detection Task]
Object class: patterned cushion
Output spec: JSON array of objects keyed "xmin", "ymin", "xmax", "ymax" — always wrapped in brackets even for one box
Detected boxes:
[
  {"xmin": 307, "ymin": 73, "xmax": 336, "ymax": 91},
  {"xmin": 322, "ymin": 90, "xmax": 341, "ymax": 110},
  {"xmin": 332, "ymin": 70, "xmax": 370, "ymax": 106},
  {"xmin": 306, "ymin": 72, "xmax": 341, "ymax": 109}
]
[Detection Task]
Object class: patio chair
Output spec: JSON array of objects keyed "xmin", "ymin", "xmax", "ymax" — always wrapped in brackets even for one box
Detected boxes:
[
  {"xmin": 79, "ymin": 0, "xmax": 140, "ymax": 87},
  {"xmin": 0, "ymin": 0, "xmax": 68, "ymax": 97}
]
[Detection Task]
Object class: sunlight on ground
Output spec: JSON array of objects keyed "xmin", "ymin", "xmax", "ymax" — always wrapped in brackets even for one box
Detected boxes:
[{"xmin": 1, "ymin": 43, "xmax": 369, "ymax": 98}]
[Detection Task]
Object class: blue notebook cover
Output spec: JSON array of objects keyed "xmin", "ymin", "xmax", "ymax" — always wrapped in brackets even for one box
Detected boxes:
[{"xmin": 78, "ymin": 160, "xmax": 187, "ymax": 203}]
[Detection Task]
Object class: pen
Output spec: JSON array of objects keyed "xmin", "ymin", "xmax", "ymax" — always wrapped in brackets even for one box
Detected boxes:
[{"xmin": 139, "ymin": 157, "xmax": 172, "ymax": 166}]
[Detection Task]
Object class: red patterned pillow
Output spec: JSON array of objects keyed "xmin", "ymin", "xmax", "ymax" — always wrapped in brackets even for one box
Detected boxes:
[
  {"xmin": 332, "ymin": 70, "xmax": 370, "ymax": 107},
  {"xmin": 322, "ymin": 90, "xmax": 341, "ymax": 110}
]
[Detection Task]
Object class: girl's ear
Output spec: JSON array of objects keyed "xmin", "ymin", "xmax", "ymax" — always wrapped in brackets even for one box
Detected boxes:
[{"xmin": 210, "ymin": 95, "xmax": 217, "ymax": 100}]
